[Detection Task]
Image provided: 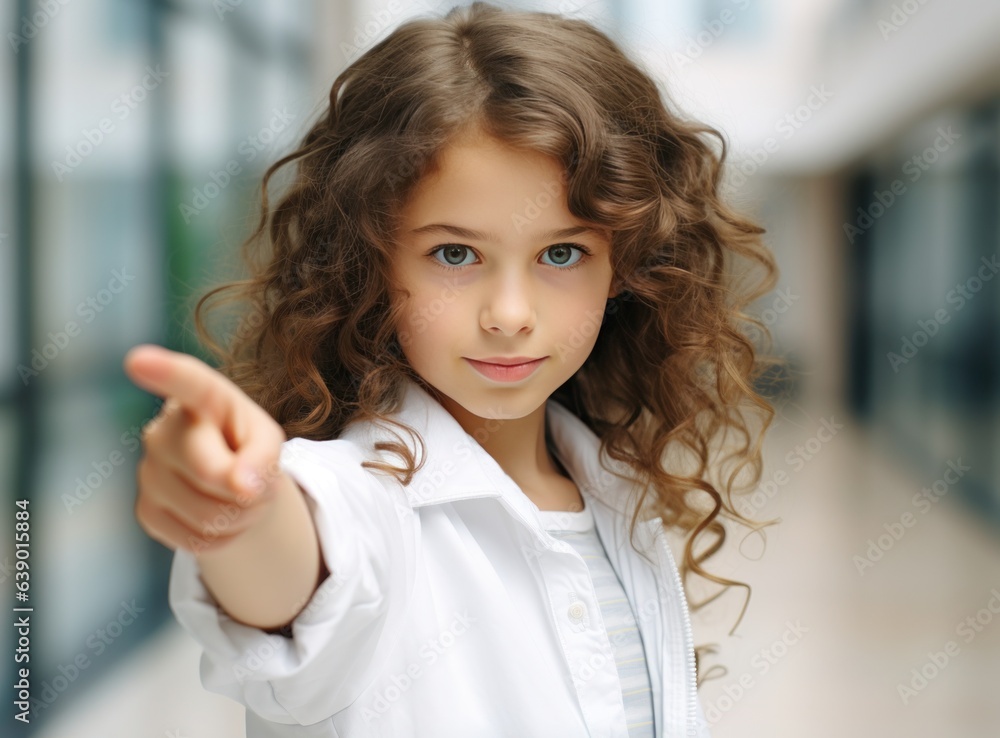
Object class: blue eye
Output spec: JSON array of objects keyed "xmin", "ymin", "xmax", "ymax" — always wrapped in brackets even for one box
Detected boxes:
[
  {"xmin": 428, "ymin": 244, "xmax": 591, "ymax": 272},
  {"xmin": 541, "ymin": 244, "xmax": 587, "ymax": 268},
  {"xmin": 432, "ymin": 245, "xmax": 477, "ymax": 269}
]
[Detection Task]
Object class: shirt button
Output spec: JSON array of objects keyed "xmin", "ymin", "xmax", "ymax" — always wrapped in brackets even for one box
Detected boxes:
[{"xmin": 568, "ymin": 602, "xmax": 586, "ymax": 620}]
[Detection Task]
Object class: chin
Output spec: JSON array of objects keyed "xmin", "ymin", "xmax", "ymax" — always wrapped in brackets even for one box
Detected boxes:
[
  {"xmin": 478, "ymin": 393, "xmax": 549, "ymax": 420},
  {"xmin": 442, "ymin": 388, "xmax": 538, "ymax": 419}
]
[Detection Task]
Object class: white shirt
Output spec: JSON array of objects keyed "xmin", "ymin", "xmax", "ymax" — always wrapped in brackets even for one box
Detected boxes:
[
  {"xmin": 537, "ymin": 504, "xmax": 655, "ymax": 736},
  {"xmin": 169, "ymin": 376, "xmax": 712, "ymax": 737}
]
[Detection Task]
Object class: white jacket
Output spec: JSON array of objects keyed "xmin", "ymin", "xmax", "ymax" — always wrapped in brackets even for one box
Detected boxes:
[{"xmin": 169, "ymin": 376, "xmax": 711, "ymax": 737}]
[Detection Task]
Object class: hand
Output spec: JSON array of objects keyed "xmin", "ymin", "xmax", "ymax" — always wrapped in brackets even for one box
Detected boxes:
[{"xmin": 123, "ymin": 343, "xmax": 288, "ymax": 554}]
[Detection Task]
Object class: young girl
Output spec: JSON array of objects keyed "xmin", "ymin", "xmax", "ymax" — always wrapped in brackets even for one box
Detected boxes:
[{"xmin": 124, "ymin": 3, "xmax": 780, "ymax": 736}]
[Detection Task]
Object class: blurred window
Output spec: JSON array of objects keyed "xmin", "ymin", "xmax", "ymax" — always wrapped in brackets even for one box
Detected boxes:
[
  {"xmin": 2, "ymin": 0, "xmax": 316, "ymax": 729},
  {"xmin": 848, "ymin": 99, "xmax": 1000, "ymax": 522}
]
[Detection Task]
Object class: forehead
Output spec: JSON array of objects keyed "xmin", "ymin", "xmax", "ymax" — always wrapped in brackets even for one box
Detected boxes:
[{"xmin": 399, "ymin": 135, "xmax": 578, "ymax": 231}]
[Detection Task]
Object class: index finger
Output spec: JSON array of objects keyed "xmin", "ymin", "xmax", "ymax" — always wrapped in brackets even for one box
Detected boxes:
[{"xmin": 123, "ymin": 344, "xmax": 246, "ymax": 448}]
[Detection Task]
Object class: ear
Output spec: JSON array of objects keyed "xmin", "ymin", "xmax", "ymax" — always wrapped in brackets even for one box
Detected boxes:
[{"xmin": 608, "ymin": 278, "xmax": 626, "ymax": 300}]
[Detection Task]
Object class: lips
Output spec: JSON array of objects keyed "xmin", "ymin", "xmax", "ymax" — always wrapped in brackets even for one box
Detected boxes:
[
  {"xmin": 469, "ymin": 356, "xmax": 544, "ymax": 366},
  {"xmin": 465, "ymin": 357, "xmax": 546, "ymax": 382}
]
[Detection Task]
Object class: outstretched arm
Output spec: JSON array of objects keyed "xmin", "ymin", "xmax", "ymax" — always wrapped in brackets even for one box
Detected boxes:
[{"xmin": 124, "ymin": 343, "xmax": 324, "ymax": 630}]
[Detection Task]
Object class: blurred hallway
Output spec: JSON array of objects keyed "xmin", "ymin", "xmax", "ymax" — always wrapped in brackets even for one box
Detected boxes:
[
  {"xmin": 36, "ymin": 620, "xmax": 245, "ymax": 738},
  {"xmin": 3, "ymin": 0, "xmax": 999, "ymax": 735},
  {"xmin": 693, "ymin": 397, "xmax": 1000, "ymax": 737}
]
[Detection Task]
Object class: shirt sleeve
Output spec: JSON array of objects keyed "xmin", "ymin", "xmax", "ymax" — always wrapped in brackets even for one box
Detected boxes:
[{"xmin": 167, "ymin": 436, "xmax": 418, "ymax": 726}]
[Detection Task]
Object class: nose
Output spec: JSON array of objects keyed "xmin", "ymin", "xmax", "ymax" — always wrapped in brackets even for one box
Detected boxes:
[{"xmin": 480, "ymin": 270, "xmax": 536, "ymax": 336}]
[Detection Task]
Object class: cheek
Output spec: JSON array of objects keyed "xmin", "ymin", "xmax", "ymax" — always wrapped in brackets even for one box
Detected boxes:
[
  {"xmin": 399, "ymin": 286, "xmax": 465, "ymax": 348},
  {"xmin": 555, "ymin": 292, "xmax": 609, "ymax": 350}
]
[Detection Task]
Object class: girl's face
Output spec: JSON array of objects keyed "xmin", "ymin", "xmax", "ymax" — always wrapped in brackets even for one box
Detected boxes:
[{"xmin": 390, "ymin": 129, "xmax": 617, "ymax": 422}]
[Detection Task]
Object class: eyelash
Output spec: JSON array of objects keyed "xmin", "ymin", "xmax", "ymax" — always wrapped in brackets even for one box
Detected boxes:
[{"xmin": 426, "ymin": 243, "xmax": 593, "ymax": 273}]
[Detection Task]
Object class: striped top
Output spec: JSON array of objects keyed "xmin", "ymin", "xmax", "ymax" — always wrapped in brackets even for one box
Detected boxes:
[{"xmin": 536, "ymin": 500, "xmax": 655, "ymax": 738}]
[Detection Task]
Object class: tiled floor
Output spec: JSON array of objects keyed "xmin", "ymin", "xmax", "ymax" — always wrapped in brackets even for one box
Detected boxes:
[{"xmin": 36, "ymin": 398, "xmax": 1000, "ymax": 737}]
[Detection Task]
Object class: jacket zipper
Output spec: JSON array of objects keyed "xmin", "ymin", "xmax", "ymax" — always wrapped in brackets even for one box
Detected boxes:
[{"xmin": 654, "ymin": 528, "xmax": 698, "ymax": 736}]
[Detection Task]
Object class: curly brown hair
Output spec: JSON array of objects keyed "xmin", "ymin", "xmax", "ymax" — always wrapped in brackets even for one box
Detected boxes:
[{"xmin": 191, "ymin": 1, "xmax": 783, "ymax": 686}]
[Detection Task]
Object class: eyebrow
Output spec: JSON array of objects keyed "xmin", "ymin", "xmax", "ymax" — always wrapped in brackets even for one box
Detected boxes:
[{"xmin": 408, "ymin": 223, "xmax": 602, "ymax": 242}]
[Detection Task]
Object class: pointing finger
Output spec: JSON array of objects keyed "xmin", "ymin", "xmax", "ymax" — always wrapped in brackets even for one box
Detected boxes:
[{"xmin": 124, "ymin": 344, "xmax": 246, "ymax": 448}]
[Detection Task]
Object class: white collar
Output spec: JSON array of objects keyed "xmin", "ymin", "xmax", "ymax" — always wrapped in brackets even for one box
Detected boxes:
[{"xmin": 338, "ymin": 376, "xmax": 648, "ymax": 524}]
